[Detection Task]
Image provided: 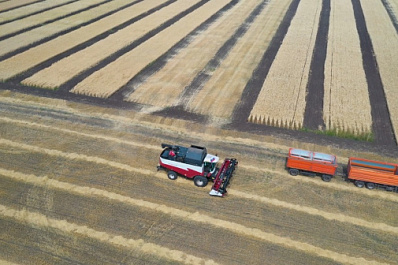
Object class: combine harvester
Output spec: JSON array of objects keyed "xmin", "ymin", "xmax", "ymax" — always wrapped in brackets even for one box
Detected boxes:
[{"xmin": 157, "ymin": 143, "xmax": 237, "ymax": 197}]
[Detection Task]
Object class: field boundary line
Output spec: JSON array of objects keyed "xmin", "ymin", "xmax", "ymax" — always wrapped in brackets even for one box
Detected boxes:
[
  {"xmin": 1, "ymin": 138, "xmax": 398, "ymax": 234},
  {"xmin": 0, "ymin": 202, "xmax": 218, "ymax": 265},
  {"xmin": 0, "ymin": 168, "xmax": 389, "ymax": 265},
  {"xmin": 2, "ymin": 115, "xmax": 398, "ymax": 203}
]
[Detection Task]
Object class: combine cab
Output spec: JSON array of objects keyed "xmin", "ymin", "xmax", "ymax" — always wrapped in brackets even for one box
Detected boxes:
[{"xmin": 157, "ymin": 143, "xmax": 237, "ymax": 196}]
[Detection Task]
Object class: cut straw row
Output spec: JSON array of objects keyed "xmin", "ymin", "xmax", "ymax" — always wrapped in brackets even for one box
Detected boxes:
[
  {"xmin": 22, "ymin": 0, "xmax": 200, "ymax": 89},
  {"xmin": 70, "ymin": 0, "xmax": 232, "ymax": 98},
  {"xmin": 126, "ymin": 0, "xmax": 263, "ymax": 106},
  {"xmin": 249, "ymin": 0, "xmax": 322, "ymax": 129},
  {"xmin": 323, "ymin": 0, "xmax": 372, "ymax": 136}
]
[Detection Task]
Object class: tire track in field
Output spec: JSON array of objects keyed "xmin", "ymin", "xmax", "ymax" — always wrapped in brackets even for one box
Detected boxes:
[
  {"xmin": 2, "ymin": 115, "xmax": 398, "ymax": 203},
  {"xmin": 0, "ymin": 203, "xmax": 217, "ymax": 265},
  {"xmin": 0, "ymin": 168, "xmax": 390, "ymax": 265},
  {"xmin": 1, "ymin": 139, "xmax": 398, "ymax": 237}
]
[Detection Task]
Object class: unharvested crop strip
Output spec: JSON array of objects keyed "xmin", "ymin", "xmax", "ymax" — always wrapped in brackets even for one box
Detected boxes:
[
  {"xmin": 22, "ymin": 0, "xmax": 203, "ymax": 89},
  {"xmin": 231, "ymin": 0, "xmax": 300, "ymax": 124},
  {"xmin": 125, "ymin": 0, "xmax": 258, "ymax": 106},
  {"xmin": 2, "ymin": 139, "xmax": 398, "ymax": 234},
  {"xmin": 362, "ymin": 0, "xmax": 398, "ymax": 144},
  {"xmin": 0, "ymin": 0, "xmax": 140, "ymax": 58},
  {"xmin": 323, "ymin": 0, "xmax": 372, "ymax": 136},
  {"xmin": 0, "ymin": 168, "xmax": 389, "ymax": 265},
  {"xmin": 0, "ymin": 0, "xmax": 40, "ymax": 12},
  {"xmin": 0, "ymin": 0, "xmax": 107, "ymax": 39},
  {"xmin": 351, "ymin": 0, "xmax": 396, "ymax": 145},
  {"xmin": 0, "ymin": 204, "xmax": 216, "ymax": 265},
  {"xmin": 0, "ymin": 0, "xmax": 169, "ymax": 81},
  {"xmin": 187, "ymin": 0, "xmax": 293, "ymax": 119},
  {"xmin": 70, "ymin": 0, "xmax": 232, "ymax": 98},
  {"xmin": 249, "ymin": 0, "xmax": 322, "ymax": 130},
  {"xmin": 302, "ymin": 0, "xmax": 330, "ymax": 130},
  {"xmin": 177, "ymin": 0, "xmax": 268, "ymax": 106},
  {"xmin": 0, "ymin": 0, "xmax": 74, "ymax": 25}
]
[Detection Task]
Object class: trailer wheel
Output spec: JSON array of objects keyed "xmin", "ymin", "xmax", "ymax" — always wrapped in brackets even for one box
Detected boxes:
[
  {"xmin": 354, "ymin": 180, "xmax": 365, "ymax": 188},
  {"xmin": 194, "ymin": 176, "xmax": 208, "ymax": 187},
  {"xmin": 365, "ymin": 182, "xmax": 375, "ymax": 190},
  {"xmin": 321, "ymin": 175, "xmax": 332, "ymax": 182},
  {"xmin": 167, "ymin": 171, "xmax": 177, "ymax": 180},
  {"xmin": 289, "ymin": 168, "xmax": 299, "ymax": 176}
]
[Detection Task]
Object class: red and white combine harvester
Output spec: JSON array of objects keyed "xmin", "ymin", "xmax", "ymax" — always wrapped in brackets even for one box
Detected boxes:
[{"xmin": 157, "ymin": 143, "xmax": 238, "ymax": 197}]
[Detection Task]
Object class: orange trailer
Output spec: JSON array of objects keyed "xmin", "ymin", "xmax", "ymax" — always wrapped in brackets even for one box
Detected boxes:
[
  {"xmin": 286, "ymin": 148, "xmax": 338, "ymax": 182},
  {"xmin": 347, "ymin": 157, "xmax": 398, "ymax": 191}
]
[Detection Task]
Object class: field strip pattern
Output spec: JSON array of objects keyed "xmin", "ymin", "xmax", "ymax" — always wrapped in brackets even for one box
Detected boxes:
[
  {"xmin": 1, "ymin": 138, "xmax": 398, "ymax": 235},
  {"xmin": 0, "ymin": 0, "xmax": 38, "ymax": 12},
  {"xmin": 0, "ymin": 0, "xmax": 73, "ymax": 23},
  {"xmin": 249, "ymin": 0, "xmax": 321, "ymax": 129},
  {"xmin": 323, "ymin": 0, "xmax": 372, "ymax": 135},
  {"xmin": 361, "ymin": 0, "xmax": 398, "ymax": 141},
  {"xmin": 0, "ymin": 168, "xmax": 390, "ymax": 265},
  {"xmin": 0, "ymin": 0, "xmax": 167, "ymax": 81},
  {"xmin": 70, "ymin": 0, "xmax": 232, "ymax": 98},
  {"xmin": 125, "ymin": 0, "xmax": 263, "ymax": 106},
  {"xmin": 0, "ymin": 204, "xmax": 216, "ymax": 265},
  {"xmin": 0, "ymin": 0, "xmax": 105, "ymax": 38},
  {"xmin": 185, "ymin": 0, "xmax": 291, "ymax": 119},
  {"xmin": 2, "ymin": 114, "xmax": 398, "ymax": 203},
  {"xmin": 22, "ymin": 0, "xmax": 203, "ymax": 89},
  {"xmin": 0, "ymin": 0, "xmax": 137, "ymax": 57}
]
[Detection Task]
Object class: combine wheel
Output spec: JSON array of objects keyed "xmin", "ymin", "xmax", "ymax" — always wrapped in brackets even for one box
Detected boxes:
[
  {"xmin": 194, "ymin": 176, "xmax": 208, "ymax": 187},
  {"xmin": 321, "ymin": 174, "xmax": 332, "ymax": 182},
  {"xmin": 289, "ymin": 168, "xmax": 299, "ymax": 176},
  {"xmin": 366, "ymin": 182, "xmax": 375, "ymax": 190},
  {"xmin": 167, "ymin": 171, "xmax": 178, "ymax": 180},
  {"xmin": 354, "ymin": 180, "xmax": 365, "ymax": 188}
]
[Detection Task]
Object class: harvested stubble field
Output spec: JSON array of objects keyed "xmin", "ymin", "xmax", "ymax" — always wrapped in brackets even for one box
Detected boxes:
[
  {"xmin": 1, "ymin": 0, "xmax": 398, "ymax": 263},
  {"xmin": 1, "ymin": 92, "xmax": 398, "ymax": 265},
  {"xmin": 0, "ymin": 0, "xmax": 397, "ymax": 145}
]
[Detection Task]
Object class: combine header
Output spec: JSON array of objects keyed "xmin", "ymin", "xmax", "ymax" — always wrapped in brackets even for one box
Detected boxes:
[
  {"xmin": 209, "ymin": 158, "xmax": 238, "ymax": 197},
  {"xmin": 157, "ymin": 143, "xmax": 238, "ymax": 197}
]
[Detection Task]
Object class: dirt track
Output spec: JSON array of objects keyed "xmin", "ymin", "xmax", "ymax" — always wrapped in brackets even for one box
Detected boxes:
[{"xmin": 1, "ymin": 93, "xmax": 398, "ymax": 265}]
